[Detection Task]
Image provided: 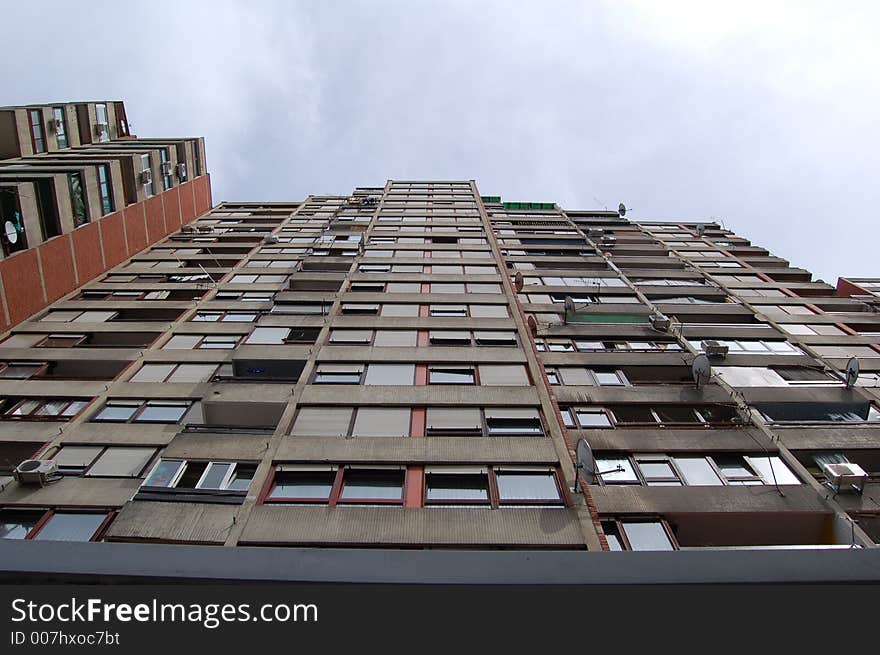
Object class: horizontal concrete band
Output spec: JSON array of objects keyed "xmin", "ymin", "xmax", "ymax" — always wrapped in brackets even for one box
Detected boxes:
[{"xmin": 1, "ymin": 540, "xmax": 879, "ymax": 583}]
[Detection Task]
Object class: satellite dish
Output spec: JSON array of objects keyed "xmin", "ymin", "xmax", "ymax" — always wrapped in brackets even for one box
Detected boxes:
[
  {"xmin": 526, "ymin": 315, "xmax": 538, "ymax": 336},
  {"xmin": 514, "ymin": 271, "xmax": 524, "ymax": 292},
  {"xmin": 574, "ymin": 438, "xmax": 595, "ymax": 493},
  {"xmin": 617, "ymin": 203, "xmax": 627, "ymax": 217},
  {"xmin": 4, "ymin": 221, "xmax": 18, "ymax": 244},
  {"xmin": 563, "ymin": 296, "xmax": 576, "ymax": 316},
  {"xmin": 692, "ymin": 353, "xmax": 711, "ymax": 388},
  {"xmin": 845, "ymin": 357, "xmax": 860, "ymax": 388}
]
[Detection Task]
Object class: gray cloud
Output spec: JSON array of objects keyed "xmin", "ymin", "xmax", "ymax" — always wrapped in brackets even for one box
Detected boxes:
[{"xmin": 2, "ymin": 0, "xmax": 877, "ymax": 283}]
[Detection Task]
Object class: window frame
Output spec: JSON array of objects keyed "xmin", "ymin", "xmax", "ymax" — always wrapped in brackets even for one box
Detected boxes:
[{"xmin": 1, "ymin": 508, "xmax": 114, "ymax": 542}]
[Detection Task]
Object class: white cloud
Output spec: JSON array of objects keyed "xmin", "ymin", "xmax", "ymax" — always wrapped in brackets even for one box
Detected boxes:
[{"xmin": 1, "ymin": 0, "xmax": 877, "ymax": 281}]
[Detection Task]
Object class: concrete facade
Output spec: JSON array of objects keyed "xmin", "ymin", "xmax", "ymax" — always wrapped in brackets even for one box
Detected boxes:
[{"xmin": 1, "ymin": 178, "xmax": 879, "ymax": 573}]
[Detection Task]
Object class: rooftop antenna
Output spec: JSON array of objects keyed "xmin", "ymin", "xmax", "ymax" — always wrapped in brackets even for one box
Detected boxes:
[
  {"xmin": 691, "ymin": 354, "xmax": 712, "ymax": 388},
  {"xmin": 592, "ymin": 196, "xmax": 607, "ymax": 210}
]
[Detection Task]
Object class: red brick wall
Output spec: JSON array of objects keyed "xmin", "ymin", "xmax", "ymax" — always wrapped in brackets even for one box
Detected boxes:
[
  {"xmin": 0, "ymin": 176, "xmax": 211, "ymax": 331},
  {"xmin": 71, "ymin": 221, "xmax": 105, "ymax": 284},
  {"xmin": 37, "ymin": 234, "xmax": 76, "ymax": 304}
]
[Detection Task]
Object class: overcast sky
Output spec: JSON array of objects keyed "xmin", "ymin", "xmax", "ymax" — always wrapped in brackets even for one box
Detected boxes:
[{"xmin": 2, "ymin": 1, "xmax": 877, "ymax": 283}]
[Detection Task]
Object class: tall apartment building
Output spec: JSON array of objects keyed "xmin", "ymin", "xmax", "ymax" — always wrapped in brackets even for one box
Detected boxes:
[
  {"xmin": 0, "ymin": 100, "xmax": 211, "ymax": 332},
  {"xmin": 1, "ymin": 179, "xmax": 878, "ymax": 577}
]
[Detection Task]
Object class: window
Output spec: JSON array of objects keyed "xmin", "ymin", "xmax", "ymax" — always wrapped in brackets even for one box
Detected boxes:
[
  {"xmin": 271, "ymin": 302, "xmax": 329, "ymax": 315},
  {"xmin": 430, "ymin": 304, "xmax": 467, "ymax": 317},
  {"xmin": 28, "ymin": 109, "xmax": 45, "ymax": 153},
  {"xmin": 214, "ymin": 291, "xmax": 276, "ymax": 302},
  {"xmin": 91, "ymin": 399, "xmax": 194, "ymax": 424},
  {"xmin": 754, "ymin": 401, "xmax": 880, "ymax": 423},
  {"xmin": 2, "ymin": 509, "xmax": 110, "ymax": 542},
  {"xmin": 35, "ymin": 334, "xmax": 88, "ymax": 348},
  {"xmin": 812, "ymin": 345, "xmax": 880, "ymax": 358},
  {"xmin": 160, "ymin": 148, "xmax": 173, "ymax": 190},
  {"xmin": 611, "ymin": 520, "xmax": 676, "ymax": 551},
  {"xmin": 67, "ymin": 171, "xmax": 90, "ymax": 227},
  {"xmin": 495, "ymin": 469, "xmax": 563, "ymax": 505},
  {"xmin": 245, "ymin": 327, "xmax": 292, "ymax": 345},
  {"xmin": 140, "ymin": 153, "xmax": 153, "ymax": 197},
  {"xmin": 289, "ymin": 407, "xmax": 411, "ymax": 437},
  {"xmin": 269, "ymin": 466, "xmax": 336, "ymax": 501},
  {"xmin": 595, "ymin": 457, "xmax": 639, "ymax": 484},
  {"xmin": 425, "ymin": 408, "xmax": 482, "ymax": 436},
  {"xmin": 0, "ymin": 511, "xmax": 43, "ymax": 540},
  {"xmin": 141, "ymin": 459, "xmax": 256, "ymax": 496},
  {"xmin": 1, "ymin": 398, "xmax": 89, "ymax": 421},
  {"xmin": 0, "ymin": 363, "xmax": 48, "ymax": 379},
  {"xmin": 267, "ymin": 466, "xmax": 405, "ymax": 506},
  {"xmin": 424, "ymin": 467, "xmax": 491, "ymax": 506},
  {"xmin": 351, "ymin": 408, "xmax": 411, "ymax": 436},
  {"xmin": 53, "ymin": 445, "xmax": 156, "ymax": 477},
  {"xmin": 32, "ymin": 513, "xmax": 110, "ymax": 542},
  {"xmin": 479, "ymin": 365, "xmax": 529, "ymax": 386},
  {"xmin": 567, "ymin": 404, "xmax": 739, "ymax": 427},
  {"xmin": 380, "ymin": 304, "xmax": 420, "ymax": 317},
  {"xmin": 561, "ymin": 408, "xmax": 612, "ymax": 429},
  {"xmin": 426, "ymin": 407, "xmax": 544, "ymax": 437},
  {"xmin": 470, "ymin": 305, "xmax": 509, "ymax": 318},
  {"xmin": 97, "ymin": 164, "xmax": 113, "ymax": 215},
  {"xmin": 364, "ymin": 364, "xmax": 415, "ymax": 385},
  {"xmin": 429, "ymin": 366, "xmax": 475, "ymax": 384},
  {"xmin": 130, "ymin": 363, "xmax": 218, "ymax": 383},
  {"xmin": 556, "ymin": 368, "xmax": 627, "ymax": 386},
  {"xmin": 230, "ymin": 274, "xmax": 287, "ymax": 284},
  {"xmin": 313, "ymin": 364, "xmax": 364, "ymax": 384},
  {"xmin": 52, "ymin": 106, "xmax": 68, "ymax": 148},
  {"xmin": 485, "ymin": 408, "xmax": 544, "ymax": 435},
  {"xmin": 339, "ymin": 468, "xmax": 405, "ymax": 504},
  {"xmin": 163, "ymin": 334, "xmax": 241, "ymax": 349},
  {"xmin": 193, "ymin": 311, "xmax": 258, "ymax": 322},
  {"xmin": 41, "ymin": 309, "xmax": 117, "ymax": 323}
]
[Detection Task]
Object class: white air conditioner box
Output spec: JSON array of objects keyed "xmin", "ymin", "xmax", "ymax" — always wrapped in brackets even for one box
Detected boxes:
[{"xmin": 13, "ymin": 459, "xmax": 58, "ymax": 486}]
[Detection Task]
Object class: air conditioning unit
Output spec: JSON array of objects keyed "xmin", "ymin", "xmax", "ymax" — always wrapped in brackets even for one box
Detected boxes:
[
  {"xmin": 264, "ymin": 234, "xmax": 280, "ymax": 244},
  {"xmin": 161, "ymin": 161, "xmax": 173, "ymax": 176},
  {"xmin": 47, "ymin": 118, "xmax": 61, "ymax": 134},
  {"xmin": 94, "ymin": 122, "xmax": 108, "ymax": 137},
  {"xmin": 701, "ymin": 340, "xmax": 729, "ymax": 358},
  {"xmin": 13, "ymin": 459, "xmax": 58, "ymax": 487},
  {"xmin": 139, "ymin": 169, "xmax": 153, "ymax": 185},
  {"xmin": 587, "ymin": 228, "xmax": 605, "ymax": 238},
  {"xmin": 600, "ymin": 235, "xmax": 617, "ymax": 246},
  {"xmin": 819, "ymin": 461, "xmax": 868, "ymax": 495},
  {"xmin": 175, "ymin": 162, "xmax": 187, "ymax": 179}
]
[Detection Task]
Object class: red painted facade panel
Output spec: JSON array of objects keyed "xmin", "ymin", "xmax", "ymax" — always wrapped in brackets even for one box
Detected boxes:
[
  {"xmin": 38, "ymin": 235, "xmax": 76, "ymax": 303},
  {"xmin": 162, "ymin": 187, "xmax": 182, "ymax": 230},
  {"xmin": 144, "ymin": 195, "xmax": 167, "ymax": 243},
  {"xmin": 0, "ymin": 176, "xmax": 212, "ymax": 334},
  {"xmin": 71, "ymin": 221, "xmax": 105, "ymax": 284},
  {"xmin": 123, "ymin": 205, "xmax": 148, "ymax": 255},
  {"xmin": 0, "ymin": 250, "xmax": 45, "ymax": 325},
  {"xmin": 179, "ymin": 179, "xmax": 196, "ymax": 224},
  {"xmin": 193, "ymin": 174, "xmax": 212, "ymax": 216},
  {"xmin": 98, "ymin": 211, "xmax": 128, "ymax": 267}
]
